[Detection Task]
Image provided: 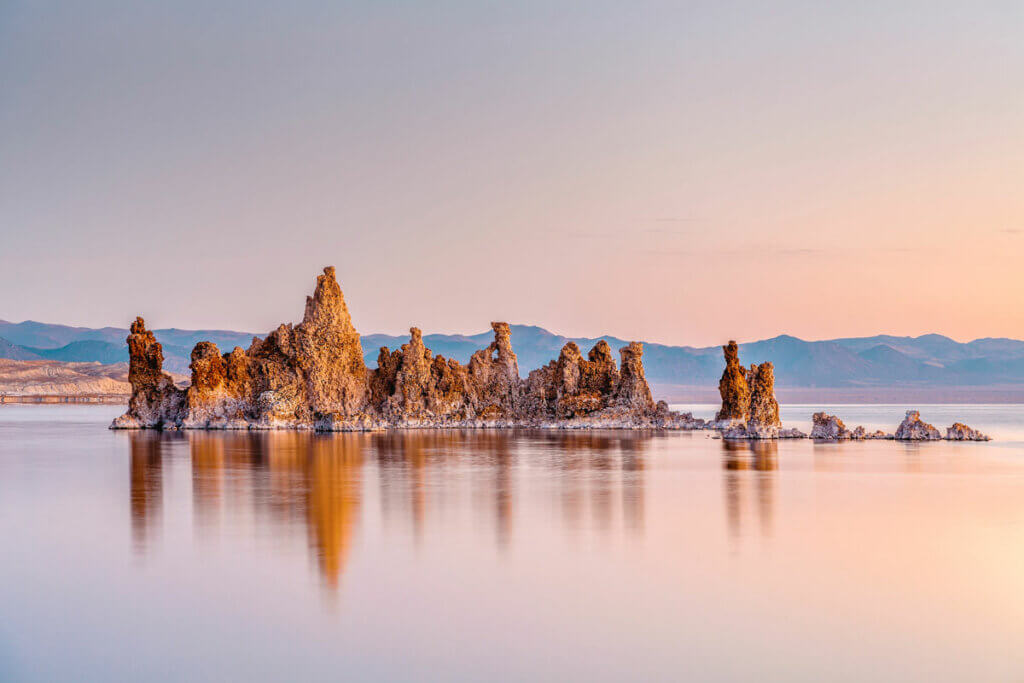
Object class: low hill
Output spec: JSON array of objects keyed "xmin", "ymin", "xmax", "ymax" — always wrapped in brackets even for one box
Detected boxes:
[
  {"xmin": 0, "ymin": 359, "xmax": 131, "ymax": 396},
  {"xmin": 25, "ymin": 340, "xmax": 128, "ymax": 365},
  {"xmin": 0, "ymin": 336, "xmax": 42, "ymax": 361}
]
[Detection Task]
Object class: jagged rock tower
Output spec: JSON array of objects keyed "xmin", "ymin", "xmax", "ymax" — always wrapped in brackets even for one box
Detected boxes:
[{"xmin": 716, "ymin": 341, "xmax": 750, "ymax": 422}]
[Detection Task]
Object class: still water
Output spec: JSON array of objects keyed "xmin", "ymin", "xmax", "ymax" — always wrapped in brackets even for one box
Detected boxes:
[{"xmin": 2, "ymin": 404, "xmax": 1024, "ymax": 682}]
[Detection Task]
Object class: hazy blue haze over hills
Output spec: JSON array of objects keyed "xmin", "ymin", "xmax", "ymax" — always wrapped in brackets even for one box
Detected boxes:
[{"xmin": 2, "ymin": 319, "xmax": 1024, "ymax": 388}]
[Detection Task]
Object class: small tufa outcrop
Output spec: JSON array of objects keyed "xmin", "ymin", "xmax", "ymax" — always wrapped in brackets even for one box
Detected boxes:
[
  {"xmin": 811, "ymin": 412, "xmax": 851, "ymax": 440},
  {"xmin": 716, "ymin": 341, "xmax": 750, "ymax": 423},
  {"xmin": 946, "ymin": 423, "xmax": 991, "ymax": 441},
  {"xmin": 894, "ymin": 410, "xmax": 942, "ymax": 440},
  {"xmin": 811, "ymin": 414, "xmax": 894, "ymax": 440},
  {"xmin": 850, "ymin": 426, "xmax": 894, "ymax": 440}
]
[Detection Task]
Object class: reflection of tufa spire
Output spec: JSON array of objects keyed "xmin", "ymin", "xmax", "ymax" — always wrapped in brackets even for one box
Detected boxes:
[
  {"xmin": 125, "ymin": 429, "xmax": 657, "ymax": 593},
  {"xmin": 190, "ymin": 434, "xmax": 226, "ymax": 530},
  {"xmin": 619, "ymin": 437, "xmax": 646, "ymax": 535},
  {"xmin": 129, "ymin": 432, "xmax": 172, "ymax": 555},
  {"xmin": 306, "ymin": 437, "xmax": 363, "ymax": 589},
  {"xmin": 721, "ymin": 441, "xmax": 777, "ymax": 544},
  {"xmin": 184, "ymin": 431, "xmax": 366, "ymax": 590}
]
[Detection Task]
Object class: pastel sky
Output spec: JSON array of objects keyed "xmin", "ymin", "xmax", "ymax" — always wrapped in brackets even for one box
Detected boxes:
[{"xmin": 1, "ymin": 1, "xmax": 1021, "ymax": 346}]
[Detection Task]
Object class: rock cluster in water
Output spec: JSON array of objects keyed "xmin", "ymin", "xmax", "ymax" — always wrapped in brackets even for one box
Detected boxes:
[
  {"xmin": 945, "ymin": 422, "xmax": 991, "ymax": 441},
  {"xmin": 112, "ymin": 267, "xmax": 703, "ymax": 431},
  {"xmin": 893, "ymin": 411, "xmax": 990, "ymax": 441},
  {"xmin": 810, "ymin": 412, "xmax": 892, "ymax": 440},
  {"xmin": 809, "ymin": 410, "xmax": 990, "ymax": 441}
]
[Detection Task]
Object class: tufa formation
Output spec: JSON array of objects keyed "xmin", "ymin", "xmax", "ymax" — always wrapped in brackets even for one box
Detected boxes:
[
  {"xmin": 112, "ymin": 267, "xmax": 702, "ymax": 431},
  {"xmin": 715, "ymin": 341, "xmax": 750, "ymax": 422},
  {"xmin": 893, "ymin": 411, "xmax": 990, "ymax": 441},
  {"xmin": 811, "ymin": 410, "xmax": 989, "ymax": 441},
  {"xmin": 714, "ymin": 342, "xmax": 790, "ymax": 439},
  {"xmin": 811, "ymin": 412, "xmax": 892, "ymax": 440},
  {"xmin": 894, "ymin": 410, "xmax": 942, "ymax": 440}
]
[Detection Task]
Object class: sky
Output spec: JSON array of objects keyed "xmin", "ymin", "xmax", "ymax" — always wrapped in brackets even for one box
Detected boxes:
[{"xmin": 1, "ymin": 0, "xmax": 1022, "ymax": 346}]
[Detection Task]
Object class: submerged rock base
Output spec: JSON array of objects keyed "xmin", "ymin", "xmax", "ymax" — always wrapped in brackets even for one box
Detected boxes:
[{"xmin": 112, "ymin": 267, "xmax": 705, "ymax": 432}]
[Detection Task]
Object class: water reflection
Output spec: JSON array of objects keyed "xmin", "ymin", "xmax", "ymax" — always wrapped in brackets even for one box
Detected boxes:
[
  {"xmin": 722, "ymin": 440, "xmax": 777, "ymax": 543},
  {"xmin": 128, "ymin": 432, "xmax": 173, "ymax": 553},
  {"xmin": 189, "ymin": 431, "xmax": 364, "ymax": 588},
  {"xmin": 126, "ymin": 429, "xmax": 652, "ymax": 588}
]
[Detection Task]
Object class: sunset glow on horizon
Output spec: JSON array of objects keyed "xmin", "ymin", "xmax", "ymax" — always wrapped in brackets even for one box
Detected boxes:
[{"xmin": 1, "ymin": 1, "xmax": 1021, "ymax": 346}]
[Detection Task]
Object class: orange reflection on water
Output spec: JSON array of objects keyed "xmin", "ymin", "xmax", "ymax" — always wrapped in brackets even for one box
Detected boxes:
[
  {"xmin": 722, "ymin": 440, "xmax": 777, "ymax": 543},
  {"xmin": 128, "ymin": 432, "xmax": 173, "ymax": 554},
  {"xmin": 127, "ymin": 429, "xmax": 651, "ymax": 588}
]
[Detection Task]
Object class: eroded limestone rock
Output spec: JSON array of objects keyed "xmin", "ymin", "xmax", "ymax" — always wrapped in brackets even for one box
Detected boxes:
[
  {"xmin": 294, "ymin": 266, "xmax": 368, "ymax": 417},
  {"xmin": 946, "ymin": 422, "xmax": 991, "ymax": 441},
  {"xmin": 716, "ymin": 341, "xmax": 750, "ymax": 422},
  {"xmin": 714, "ymin": 343, "xmax": 788, "ymax": 440},
  {"xmin": 181, "ymin": 342, "xmax": 249, "ymax": 428},
  {"xmin": 745, "ymin": 363, "xmax": 781, "ymax": 439},
  {"xmin": 811, "ymin": 412, "xmax": 851, "ymax": 440},
  {"xmin": 467, "ymin": 322, "xmax": 522, "ymax": 421},
  {"xmin": 111, "ymin": 318, "xmax": 186, "ymax": 429},
  {"xmin": 850, "ymin": 426, "xmax": 893, "ymax": 440},
  {"xmin": 524, "ymin": 341, "xmax": 620, "ymax": 419},
  {"xmin": 614, "ymin": 342, "xmax": 655, "ymax": 411},
  {"xmin": 894, "ymin": 410, "xmax": 941, "ymax": 440}
]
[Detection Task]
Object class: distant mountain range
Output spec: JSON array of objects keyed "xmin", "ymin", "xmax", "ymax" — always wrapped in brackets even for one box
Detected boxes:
[{"xmin": 3, "ymin": 319, "xmax": 1024, "ymax": 397}]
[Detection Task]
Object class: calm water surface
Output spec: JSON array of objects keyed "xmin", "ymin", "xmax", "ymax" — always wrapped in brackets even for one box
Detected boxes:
[{"xmin": 2, "ymin": 404, "xmax": 1024, "ymax": 682}]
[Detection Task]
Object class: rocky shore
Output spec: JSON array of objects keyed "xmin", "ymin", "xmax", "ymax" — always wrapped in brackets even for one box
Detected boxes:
[{"xmin": 112, "ymin": 267, "xmax": 705, "ymax": 431}]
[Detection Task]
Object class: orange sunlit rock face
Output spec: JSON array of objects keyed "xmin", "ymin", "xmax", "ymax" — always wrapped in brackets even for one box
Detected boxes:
[{"xmin": 112, "ymin": 268, "xmax": 705, "ymax": 432}]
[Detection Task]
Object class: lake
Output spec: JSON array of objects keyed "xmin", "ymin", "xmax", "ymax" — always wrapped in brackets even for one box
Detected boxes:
[{"xmin": 2, "ymin": 404, "xmax": 1024, "ymax": 681}]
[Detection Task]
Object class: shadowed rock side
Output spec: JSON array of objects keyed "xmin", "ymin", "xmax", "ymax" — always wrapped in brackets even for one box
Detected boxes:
[{"xmin": 112, "ymin": 268, "xmax": 703, "ymax": 431}]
